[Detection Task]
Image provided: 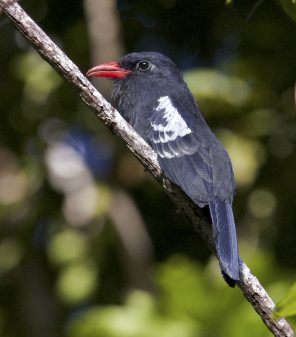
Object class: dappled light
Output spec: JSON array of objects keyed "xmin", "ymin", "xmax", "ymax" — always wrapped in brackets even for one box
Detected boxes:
[
  {"xmin": 218, "ymin": 130, "xmax": 266, "ymax": 187},
  {"xmin": 15, "ymin": 50, "xmax": 62, "ymax": 106},
  {"xmin": 68, "ymin": 252, "xmax": 278, "ymax": 337},
  {"xmin": 247, "ymin": 188, "xmax": 277, "ymax": 219},
  {"xmin": 57, "ymin": 259, "xmax": 98, "ymax": 305},
  {"xmin": 184, "ymin": 69, "xmax": 252, "ymax": 111}
]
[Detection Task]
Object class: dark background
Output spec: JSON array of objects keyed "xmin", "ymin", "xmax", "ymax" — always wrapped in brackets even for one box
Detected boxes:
[{"xmin": 0, "ymin": 0, "xmax": 295, "ymax": 336}]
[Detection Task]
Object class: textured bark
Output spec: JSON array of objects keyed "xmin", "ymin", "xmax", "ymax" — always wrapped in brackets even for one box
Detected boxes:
[{"xmin": 0, "ymin": 1, "xmax": 294, "ymax": 336}]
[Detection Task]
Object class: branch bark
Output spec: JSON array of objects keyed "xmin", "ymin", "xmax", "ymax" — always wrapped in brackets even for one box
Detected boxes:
[{"xmin": 0, "ymin": 1, "xmax": 294, "ymax": 336}]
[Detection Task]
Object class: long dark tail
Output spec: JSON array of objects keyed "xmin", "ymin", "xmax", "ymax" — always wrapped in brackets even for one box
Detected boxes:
[{"xmin": 209, "ymin": 198, "xmax": 240, "ymax": 287}]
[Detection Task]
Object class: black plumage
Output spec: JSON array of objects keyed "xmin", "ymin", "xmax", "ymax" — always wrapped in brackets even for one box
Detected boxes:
[{"xmin": 87, "ymin": 51, "xmax": 241, "ymax": 286}]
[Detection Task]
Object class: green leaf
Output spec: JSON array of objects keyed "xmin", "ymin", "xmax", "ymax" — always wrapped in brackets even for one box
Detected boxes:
[
  {"xmin": 279, "ymin": 0, "xmax": 296, "ymax": 23},
  {"xmin": 276, "ymin": 282, "xmax": 296, "ymax": 317}
]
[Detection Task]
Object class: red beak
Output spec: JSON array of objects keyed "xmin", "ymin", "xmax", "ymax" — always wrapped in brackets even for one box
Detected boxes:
[{"xmin": 86, "ymin": 61, "xmax": 131, "ymax": 79}]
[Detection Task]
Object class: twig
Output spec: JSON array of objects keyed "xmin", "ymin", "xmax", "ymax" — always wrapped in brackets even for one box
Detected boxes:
[
  {"xmin": 0, "ymin": 1, "xmax": 294, "ymax": 336},
  {"xmin": 0, "ymin": 0, "xmax": 16, "ymax": 14}
]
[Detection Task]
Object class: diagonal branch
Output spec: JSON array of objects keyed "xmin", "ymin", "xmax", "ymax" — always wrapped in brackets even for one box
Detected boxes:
[{"xmin": 0, "ymin": 1, "xmax": 294, "ymax": 336}]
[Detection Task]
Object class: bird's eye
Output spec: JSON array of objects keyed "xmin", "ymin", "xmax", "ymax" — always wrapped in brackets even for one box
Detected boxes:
[{"xmin": 137, "ymin": 61, "xmax": 151, "ymax": 72}]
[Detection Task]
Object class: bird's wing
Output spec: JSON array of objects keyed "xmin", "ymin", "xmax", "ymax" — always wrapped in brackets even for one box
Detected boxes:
[
  {"xmin": 148, "ymin": 95, "xmax": 214, "ymax": 204},
  {"xmin": 148, "ymin": 95, "xmax": 240, "ymax": 284},
  {"xmin": 149, "ymin": 96, "xmax": 205, "ymax": 158}
]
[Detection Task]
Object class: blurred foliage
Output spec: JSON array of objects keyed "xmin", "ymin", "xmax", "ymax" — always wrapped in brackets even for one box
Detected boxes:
[
  {"xmin": 68, "ymin": 250, "xmax": 294, "ymax": 337},
  {"xmin": 280, "ymin": 0, "xmax": 296, "ymax": 23},
  {"xmin": 276, "ymin": 282, "xmax": 296, "ymax": 317},
  {"xmin": 0, "ymin": 0, "xmax": 296, "ymax": 336}
]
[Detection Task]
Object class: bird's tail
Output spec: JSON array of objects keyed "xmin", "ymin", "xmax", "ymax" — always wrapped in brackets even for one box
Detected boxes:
[{"xmin": 209, "ymin": 198, "xmax": 240, "ymax": 287}]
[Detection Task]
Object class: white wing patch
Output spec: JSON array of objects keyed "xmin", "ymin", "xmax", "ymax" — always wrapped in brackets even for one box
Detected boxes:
[{"xmin": 151, "ymin": 96, "xmax": 192, "ymax": 143}]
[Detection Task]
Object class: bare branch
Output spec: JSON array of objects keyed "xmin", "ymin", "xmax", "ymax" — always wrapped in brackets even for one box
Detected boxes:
[
  {"xmin": 0, "ymin": 1, "xmax": 294, "ymax": 336},
  {"xmin": 0, "ymin": 0, "xmax": 17, "ymax": 14}
]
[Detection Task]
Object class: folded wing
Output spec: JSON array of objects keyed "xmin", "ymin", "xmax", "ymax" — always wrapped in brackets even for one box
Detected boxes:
[{"xmin": 148, "ymin": 95, "xmax": 240, "ymax": 284}]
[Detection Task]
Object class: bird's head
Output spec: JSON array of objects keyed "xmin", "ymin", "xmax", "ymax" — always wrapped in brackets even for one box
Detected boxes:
[
  {"xmin": 86, "ymin": 52, "xmax": 187, "ymax": 125},
  {"xmin": 86, "ymin": 51, "xmax": 182, "ymax": 84}
]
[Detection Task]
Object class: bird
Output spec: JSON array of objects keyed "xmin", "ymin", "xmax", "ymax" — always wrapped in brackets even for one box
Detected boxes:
[{"xmin": 87, "ymin": 51, "xmax": 241, "ymax": 286}]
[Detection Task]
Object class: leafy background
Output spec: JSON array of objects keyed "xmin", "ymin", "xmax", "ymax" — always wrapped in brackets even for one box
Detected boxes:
[{"xmin": 0, "ymin": 0, "xmax": 296, "ymax": 336}]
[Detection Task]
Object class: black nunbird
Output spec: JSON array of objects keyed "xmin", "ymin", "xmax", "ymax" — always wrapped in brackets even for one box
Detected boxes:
[{"xmin": 87, "ymin": 52, "xmax": 241, "ymax": 286}]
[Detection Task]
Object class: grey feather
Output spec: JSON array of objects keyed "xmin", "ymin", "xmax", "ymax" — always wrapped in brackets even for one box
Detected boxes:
[{"xmin": 209, "ymin": 199, "xmax": 240, "ymax": 282}]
